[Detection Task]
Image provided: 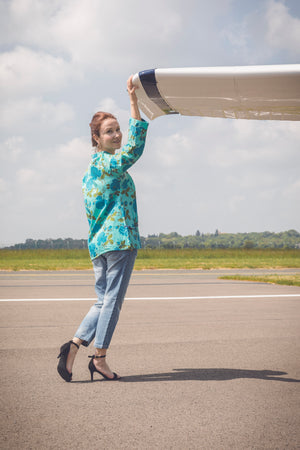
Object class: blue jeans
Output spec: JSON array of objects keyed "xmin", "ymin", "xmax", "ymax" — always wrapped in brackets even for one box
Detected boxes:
[{"xmin": 74, "ymin": 249, "xmax": 137, "ymax": 349}]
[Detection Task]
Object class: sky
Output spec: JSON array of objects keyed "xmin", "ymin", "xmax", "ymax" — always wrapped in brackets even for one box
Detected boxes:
[{"xmin": 0, "ymin": 0, "xmax": 300, "ymax": 246}]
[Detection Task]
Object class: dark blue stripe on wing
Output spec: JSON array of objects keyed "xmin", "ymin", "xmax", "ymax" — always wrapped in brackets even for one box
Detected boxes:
[{"xmin": 139, "ymin": 69, "xmax": 178, "ymax": 115}]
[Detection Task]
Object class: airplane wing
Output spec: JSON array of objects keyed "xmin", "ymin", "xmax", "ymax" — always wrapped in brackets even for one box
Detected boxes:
[{"xmin": 132, "ymin": 65, "xmax": 300, "ymax": 121}]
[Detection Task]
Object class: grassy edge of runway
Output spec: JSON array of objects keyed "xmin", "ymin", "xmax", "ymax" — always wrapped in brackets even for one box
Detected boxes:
[
  {"xmin": 1, "ymin": 248, "xmax": 299, "ymax": 271},
  {"xmin": 219, "ymin": 274, "xmax": 300, "ymax": 287}
]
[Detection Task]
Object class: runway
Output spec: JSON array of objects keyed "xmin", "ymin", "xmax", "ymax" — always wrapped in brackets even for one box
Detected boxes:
[
  {"xmin": 1, "ymin": 269, "xmax": 300, "ymax": 449},
  {"xmin": 1, "ymin": 268, "xmax": 300, "ymax": 300}
]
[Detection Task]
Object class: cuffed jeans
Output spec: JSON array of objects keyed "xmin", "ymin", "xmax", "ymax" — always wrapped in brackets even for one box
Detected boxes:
[{"xmin": 74, "ymin": 249, "xmax": 137, "ymax": 349}]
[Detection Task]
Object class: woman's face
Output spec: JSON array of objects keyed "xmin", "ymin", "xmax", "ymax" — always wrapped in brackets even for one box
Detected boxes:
[{"xmin": 95, "ymin": 118, "xmax": 122, "ymax": 154}]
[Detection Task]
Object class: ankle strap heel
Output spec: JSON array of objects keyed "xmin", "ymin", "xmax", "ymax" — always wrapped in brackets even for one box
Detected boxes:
[{"xmin": 88, "ymin": 355, "xmax": 120, "ymax": 382}]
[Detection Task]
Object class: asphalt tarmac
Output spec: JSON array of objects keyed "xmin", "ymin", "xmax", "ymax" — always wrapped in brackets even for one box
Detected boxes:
[{"xmin": 1, "ymin": 269, "xmax": 300, "ymax": 449}]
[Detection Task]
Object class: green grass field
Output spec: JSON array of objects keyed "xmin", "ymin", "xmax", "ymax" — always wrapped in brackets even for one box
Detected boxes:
[
  {"xmin": 1, "ymin": 248, "xmax": 299, "ymax": 286},
  {"xmin": 135, "ymin": 248, "xmax": 300, "ymax": 270},
  {"xmin": 0, "ymin": 248, "xmax": 299, "ymax": 271}
]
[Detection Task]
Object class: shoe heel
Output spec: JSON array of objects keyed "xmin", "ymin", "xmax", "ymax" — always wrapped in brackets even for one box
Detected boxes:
[{"xmin": 88, "ymin": 358, "xmax": 94, "ymax": 382}]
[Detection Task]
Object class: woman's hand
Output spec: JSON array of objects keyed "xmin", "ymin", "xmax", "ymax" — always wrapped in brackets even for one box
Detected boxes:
[
  {"xmin": 127, "ymin": 75, "xmax": 141, "ymax": 121},
  {"xmin": 127, "ymin": 75, "xmax": 137, "ymax": 97}
]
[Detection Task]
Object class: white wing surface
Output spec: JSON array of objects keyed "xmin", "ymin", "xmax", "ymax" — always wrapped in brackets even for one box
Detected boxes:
[{"xmin": 132, "ymin": 65, "xmax": 300, "ymax": 121}]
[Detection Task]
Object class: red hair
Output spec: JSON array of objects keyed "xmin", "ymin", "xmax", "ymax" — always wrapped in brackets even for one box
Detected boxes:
[{"xmin": 89, "ymin": 111, "xmax": 117, "ymax": 147}]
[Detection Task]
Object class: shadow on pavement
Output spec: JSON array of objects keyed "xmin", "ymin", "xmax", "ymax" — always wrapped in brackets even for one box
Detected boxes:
[
  {"xmin": 71, "ymin": 368, "xmax": 300, "ymax": 383},
  {"xmin": 119, "ymin": 368, "xmax": 300, "ymax": 383}
]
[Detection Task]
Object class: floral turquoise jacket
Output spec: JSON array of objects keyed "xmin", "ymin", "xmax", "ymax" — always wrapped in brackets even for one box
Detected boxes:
[{"xmin": 82, "ymin": 118, "xmax": 148, "ymax": 260}]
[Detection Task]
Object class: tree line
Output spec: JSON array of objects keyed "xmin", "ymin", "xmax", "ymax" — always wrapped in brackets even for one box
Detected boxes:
[
  {"xmin": 141, "ymin": 230, "xmax": 300, "ymax": 249},
  {"xmin": 4, "ymin": 230, "xmax": 300, "ymax": 250}
]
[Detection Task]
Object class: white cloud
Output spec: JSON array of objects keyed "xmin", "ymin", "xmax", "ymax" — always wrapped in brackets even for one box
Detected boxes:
[
  {"xmin": 0, "ymin": 97, "xmax": 74, "ymax": 133},
  {"xmin": 266, "ymin": 0, "xmax": 300, "ymax": 56},
  {"xmin": 151, "ymin": 133, "xmax": 190, "ymax": 168},
  {"xmin": 0, "ymin": 177, "xmax": 9, "ymax": 195},
  {"xmin": 0, "ymin": 46, "xmax": 80, "ymax": 99},
  {"xmin": 0, "ymin": 0, "xmax": 182, "ymax": 72},
  {"xmin": 0, "ymin": 178, "xmax": 13, "ymax": 213},
  {"xmin": 282, "ymin": 179, "xmax": 300, "ymax": 199},
  {"xmin": 203, "ymin": 119, "xmax": 300, "ymax": 170},
  {"xmin": 50, "ymin": 0, "xmax": 182, "ymax": 67},
  {"xmin": 0, "ymin": 136, "xmax": 24, "ymax": 162},
  {"xmin": 0, "ymin": 0, "xmax": 62, "ymax": 47},
  {"xmin": 58, "ymin": 137, "xmax": 89, "ymax": 160},
  {"xmin": 228, "ymin": 195, "xmax": 246, "ymax": 213},
  {"xmin": 0, "ymin": 134, "xmax": 91, "ymax": 242},
  {"xmin": 17, "ymin": 167, "xmax": 41, "ymax": 185},
  {"xmin": 222, "ymin": 0, "xmax": 300, "ymax": 63},
  {"xmin": 32, "ymin": 136, "xmax": 91, "ymax": 194}
]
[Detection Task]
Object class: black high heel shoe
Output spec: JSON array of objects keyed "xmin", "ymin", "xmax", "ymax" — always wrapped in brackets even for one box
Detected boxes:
[
  {"xmin": 88, "ymin": 355, "xmax": 120, "ymax": 381},
  {"xmin": 57, "ymin": 340, "xmax": 79, "ymax": 382}
]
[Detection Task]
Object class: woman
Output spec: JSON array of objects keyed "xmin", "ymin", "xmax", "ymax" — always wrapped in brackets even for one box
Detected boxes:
[{"xmin": 57, "ymin": 75, "xmax": 148, "ymax": 382}]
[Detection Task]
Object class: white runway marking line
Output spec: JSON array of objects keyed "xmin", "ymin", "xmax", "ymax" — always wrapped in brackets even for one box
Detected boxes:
[{"xmin": 0, "ymin": 294, "xmax": 299, "ymax": 302}]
